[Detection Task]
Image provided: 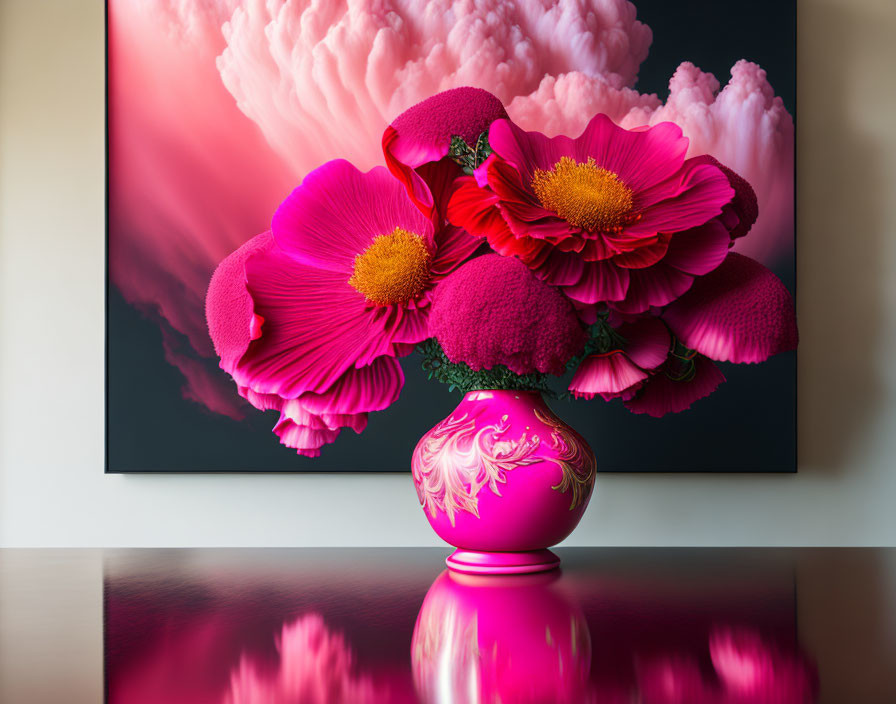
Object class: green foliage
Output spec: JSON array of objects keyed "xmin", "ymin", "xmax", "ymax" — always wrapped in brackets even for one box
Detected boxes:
[
  {"xmin": 449, "ymin": 130, "xmax": 494, "ymax": 174},
  {"xmin": 564, "ymin": 311, "xmax": 627, "ymax": 372},
  {"xmin": 417, "ymin": 338, "xmax": 556, "ymax": 396}
]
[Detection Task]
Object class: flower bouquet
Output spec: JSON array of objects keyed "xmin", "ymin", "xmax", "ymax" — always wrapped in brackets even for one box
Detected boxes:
[{"xmin": 206, "ymin": 87, "xmax": 797, "ymax": 571}]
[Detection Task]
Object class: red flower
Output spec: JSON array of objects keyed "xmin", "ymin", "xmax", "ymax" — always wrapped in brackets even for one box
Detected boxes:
[{"xmin": 447, "ymin": 114, "xmax": 738, "ymax": 312}]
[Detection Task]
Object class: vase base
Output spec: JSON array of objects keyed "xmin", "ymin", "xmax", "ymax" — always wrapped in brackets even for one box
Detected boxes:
[{"xmin": 446, "ymin": 549, "xmax": 560, "ymax": 575}]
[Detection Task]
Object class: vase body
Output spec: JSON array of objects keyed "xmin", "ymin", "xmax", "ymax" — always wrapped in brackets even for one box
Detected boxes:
[{"xmin": 411, "ymin": 389, "xmax": 596, "ymax": 573}]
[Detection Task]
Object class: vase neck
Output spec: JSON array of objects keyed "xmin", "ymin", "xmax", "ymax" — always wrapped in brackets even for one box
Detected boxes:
[{"xmin": 463, "ymin": 389, "xmax": 544, "ymax": 404}]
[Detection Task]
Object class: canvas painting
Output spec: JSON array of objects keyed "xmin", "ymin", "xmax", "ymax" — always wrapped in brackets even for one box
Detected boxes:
[{"xmin": 107, "ymin": 0, "xmax": 796, "ymax": 472}]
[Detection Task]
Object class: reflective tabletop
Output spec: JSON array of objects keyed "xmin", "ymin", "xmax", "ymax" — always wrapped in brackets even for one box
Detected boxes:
[{"xmin": 1, "ymin": 548, "xmax": 895, "ymax": 703}]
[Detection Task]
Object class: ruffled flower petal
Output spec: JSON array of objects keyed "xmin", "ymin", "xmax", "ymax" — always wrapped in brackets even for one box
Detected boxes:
[
  {"xmin": 296, "ymin": 356, "xmax": 404, "ymax": 416},
  {"xmin": 430, "ymin": 225, "xmax": 481, "ymax": 278},
  {"xmin": 234, "ymin": 249, "xmax": 394, "ymax": 398},
  {"xmin": 272, "ymin": 160, "xmax": 434, "ymax": 273},
  {"xmin": 611, "ymin": 263, "xmax": 694, "ymax": 314},
  {"xmin": 238, "ymin": 355, "xmax": 403, "ymax": 457},
  {"xmin": 569, "ymin": 352, "xmax": 648, "ymax": 400},
  {"xmin": 662, "ymin": 219, "xmax": 732, "ymax": 276},
  {"xmin": 690, "ymin": 155, "xmax": 759, "ymax": 239},
  {"xmin": 573, "ymin": 115, "xmax": 689, "ymax": 193},
  {"xmin": 624, "ymin": 355, "xmax": 726, "ymax": 417},
  {"xmin": 205, "ymin": 231, "xmax": 276, "ymax": 374},
  {"xmin": 272, "ymin": 418, "xmax": 341, "ymax": 458},
  {"xmin": 447, "ymin": 175, "xmax": 515, "ymax": 243},
  {"xmin": 618, "ymin": 317, "xmax": 672, "ymax": 370},
  {"xmin": 563, "ymin": 260, "xmax": 630, "ymax": 304},
  {"xmin": 626, "ymin": 160, "xmax": 733, "ymax": 236},
  {"xmin": 488, "ymin": 118, "xmax": 573, "ymax": 182},
  {"xmin": 663, "ymin": 253, "xmax": 798, "ymax": 363}
]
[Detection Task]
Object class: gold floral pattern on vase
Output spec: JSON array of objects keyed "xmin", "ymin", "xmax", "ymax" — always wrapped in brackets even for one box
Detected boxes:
[
  {"xmin": 534, "ymin": 408, "xmax": 597, "ymax": 510},
  {"xmin": 412, "ymin": 411, "xmax": 542, "ymax": 527}
]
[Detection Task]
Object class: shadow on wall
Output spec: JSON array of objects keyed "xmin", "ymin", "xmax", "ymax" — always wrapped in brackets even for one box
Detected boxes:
[{"xmin": 797, "ymin": 0, "xmax": 890, "ymax": 475}]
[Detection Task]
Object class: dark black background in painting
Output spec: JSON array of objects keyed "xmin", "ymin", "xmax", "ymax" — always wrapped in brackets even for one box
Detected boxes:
[{"xmin": 107, "ymin": 0, "xmax": 796, "ymax": 472}]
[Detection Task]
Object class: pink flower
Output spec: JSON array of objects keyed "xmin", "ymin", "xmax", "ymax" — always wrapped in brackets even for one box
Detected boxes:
[
  {"xmin": 622, "ymin": 350, "xmax": 727, "ymax": 418},
  {"xmin": 568, "ymin": 317, "xmax": 671, "ymax": 401},
  {"xmin": 663, "ymin": 252, "xmax": 798, "ymax": 364},
  {"xmin": 429, "ymin": 254, "xmax": 586, "ymax": 375},
  {"xmin": 447, "ymin": 114, "xmax": 736, "ymax": 312},
  {"xmin": 206, "ymin": 160, "xmax": 479, "ymax": 456},
  {"xmin": 584, "ymin": 252, "xmax": 797, "ymax": 418},
  {"xmin": 383, "ymin": 87, "xmax": 508, "ymax": 219},
  {"xmin": 206, "ymin": 231, "xmax": 404, "ymax": 456},
  {"xmin": 690, "ymin": 155, "xmax": 759, "ymax": 242}
]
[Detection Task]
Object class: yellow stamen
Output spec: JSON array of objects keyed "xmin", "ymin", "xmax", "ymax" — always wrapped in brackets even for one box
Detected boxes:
[
  {"xmin": 532, "ymin": 156, "xmax": 634, "ymax": 232},
  {"xmin": 349, "ymin": 227, "xmax": 431, "ymax": 305}
]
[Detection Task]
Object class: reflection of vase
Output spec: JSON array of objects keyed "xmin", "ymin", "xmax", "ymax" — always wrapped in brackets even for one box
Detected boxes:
[
  {"xmin": 412, "ymin": 389, "xmax": 596, "ymax": 574},
  {"xmin": 411, "ymin": 570, "xmax": 591, "ymax": 704}
]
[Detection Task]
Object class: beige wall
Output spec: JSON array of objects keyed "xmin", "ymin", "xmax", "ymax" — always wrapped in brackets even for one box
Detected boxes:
[{"xmin": 1, "ymin": 0, "xmax": 895, "ymax": 548}]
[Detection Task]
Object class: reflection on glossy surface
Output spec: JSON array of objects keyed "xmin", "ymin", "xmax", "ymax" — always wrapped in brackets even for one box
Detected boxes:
[
  {"xmin": 225, "ymin": 614, "xmax": 384, "ymax": 704},
  {"xmin": 412, "ymin": 570, "xmax": 590, "ymax": 703},
  {"xmin": 104, "ymin": 549, "xmax": 819, "ymax": 703},
  {"xmin": 637, "ymin": 627, "xmax": 817, "ymax": 703}
]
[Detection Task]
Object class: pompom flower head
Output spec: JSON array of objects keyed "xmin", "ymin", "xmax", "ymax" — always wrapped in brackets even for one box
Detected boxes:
[
  {"xmin": 448, "ymin": 114, "xmax": 737, "ymax": 312},
  {"xmin": 663, "ymin": 252, "xmax": 798, "ymax": 364},
  {"xmin": 383, "ymin": 87, "xmax": 508, "ymax": 218},
  {"xmin": 206, "ymin": 159, "xmax": 480, "ymax": 456},
  {"xmin": 430, "ymin": 254, "xmax": 586, "ymax": 376}
]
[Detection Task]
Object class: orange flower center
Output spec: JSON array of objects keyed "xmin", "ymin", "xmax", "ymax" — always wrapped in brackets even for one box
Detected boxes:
[
  {"xmin": 532, "ymin": 156, "xmax": 634, "ymax": 232},
  {"xmin": 349, "ymin": 227, "xmax": 431, "ymax": 305}
]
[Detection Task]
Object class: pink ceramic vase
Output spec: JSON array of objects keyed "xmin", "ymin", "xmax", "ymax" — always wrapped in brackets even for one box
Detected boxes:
[{"xmin": 411, "ymin": 389, "xmax": 596, "ymax": 574}]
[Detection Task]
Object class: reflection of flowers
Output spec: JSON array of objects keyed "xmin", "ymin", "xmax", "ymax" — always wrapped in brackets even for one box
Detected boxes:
[
  {"xmin": 206, "ymin": 160, "xmax": 478, "ymax": 455},
  {"xmin": 224, "ymin": 614, "xmax": 383, "ymax": 704},
  {"xmin": 637, "ymin": 627, "xmax": 818, "ymax": 704},
  {"xmin": 447, "ymin": 114, "xmax": 735, "ymax": 312}
]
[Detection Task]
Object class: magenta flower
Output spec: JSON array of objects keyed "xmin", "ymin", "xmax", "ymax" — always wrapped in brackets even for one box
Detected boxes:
[
  {"xmin": 690, "ymin": 155, "xmax": 759, "ymax": 241},
  {"xmin": 447, "ymin": 114, "xmax": 737, "ymax": 312},
  {"xmin": 663, "ymin": 252, "xmax": 798, "ymax": 364},
  {"xmin": 206, "ymin": 160, "xmax": 479, "ymax": 455},
  {"xmin": 206, "ymin": 231, "xmax": 404, "ymax": 456},
  {"xmin": 568, "ymin": 317, "xmax": 671, "ymax": 401},
  {"xmin": 623, "ymin": 351, "xmax": 727, "ymax": 418},
  {"xmin": 588, "ymin": 252, "xmax": 797, "ymax": 418},
  {"xmin": 429, "ymin": 254, "xmax": 586, "ymax": 375},
  {"xmin": 383, "ymin": 87, "xmax": 508, "ymax": 219}
]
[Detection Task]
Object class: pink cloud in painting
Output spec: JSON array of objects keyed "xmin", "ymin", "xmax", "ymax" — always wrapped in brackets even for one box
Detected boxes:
[
  {"xmin": 215, "ymin": 0, "xmax": 653, "ymax": 174},
  {"xmin": 107, "ymin": 0, "xmax": 297, "ymax": 418},
  {"xmin": 508, "ymin": 60, "xmax": 794, "ymax": 264},
  {"xmin": 109, "ymin": 0, "xmax": 794, "ymax": 418}
]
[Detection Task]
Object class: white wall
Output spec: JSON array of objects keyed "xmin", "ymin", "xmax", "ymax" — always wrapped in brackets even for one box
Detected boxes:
[{"xmin": 1, "ymin": 0, "xmax": 894, "ymax": 548}]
